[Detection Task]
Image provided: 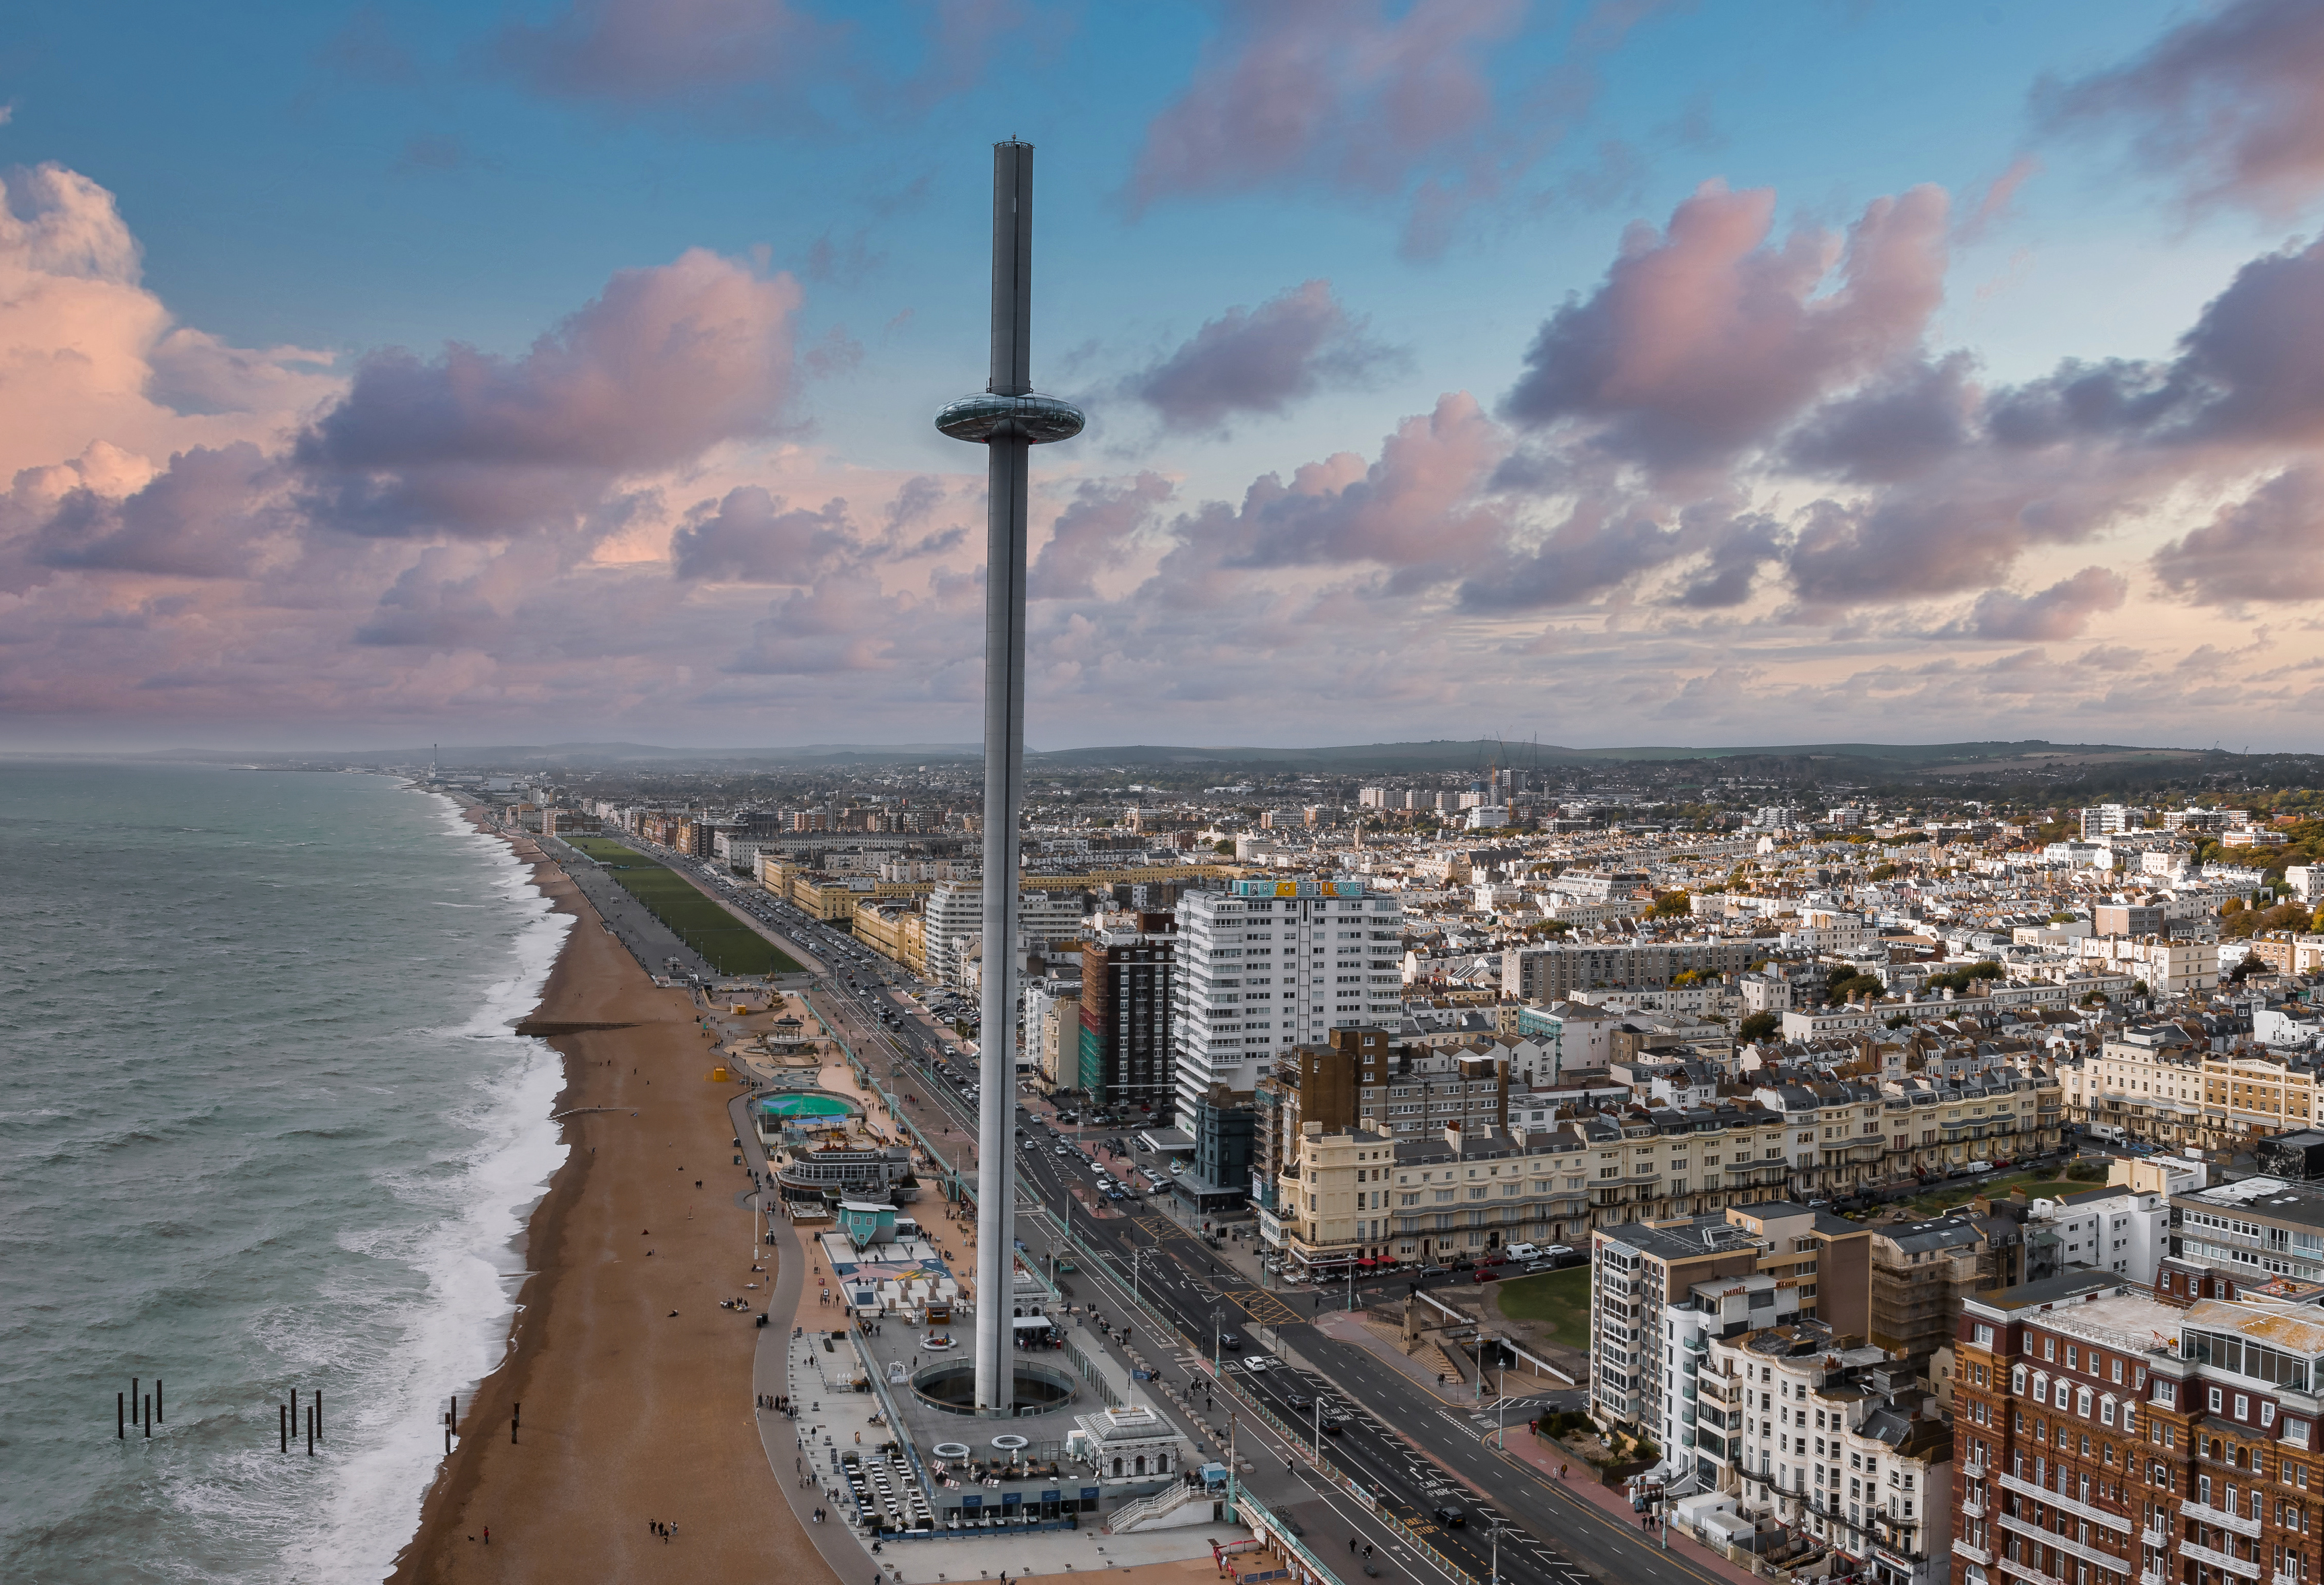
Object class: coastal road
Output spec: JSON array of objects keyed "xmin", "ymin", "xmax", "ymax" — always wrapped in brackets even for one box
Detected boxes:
[{"xmin": 1022, "ymin": 1171, "xmax": 1730, "ymax": 1585}]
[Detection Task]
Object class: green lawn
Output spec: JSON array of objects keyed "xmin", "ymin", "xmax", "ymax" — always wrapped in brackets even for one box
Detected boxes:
[
  {"xmin": 1904, "ymin": 1170, "xmax": 2099, "ymax": 1214},
  {"xmin": 1493, "ymin": 1266, "xmax": 1593, "ymax": 1344},
  {"xmin": 563, "ymin": 836, "xmax": 803, "ymax": 976}
]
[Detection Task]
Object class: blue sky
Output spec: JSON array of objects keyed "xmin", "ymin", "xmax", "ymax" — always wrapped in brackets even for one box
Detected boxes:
[{"xmin": 5, "ymin": 0, "xmax": 2324, "ymax": 749}]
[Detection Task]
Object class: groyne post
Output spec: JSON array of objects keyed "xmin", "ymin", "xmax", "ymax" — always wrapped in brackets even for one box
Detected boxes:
[{"xmin": 118, "ymin": 1392, "xmax": 124, "ymax": 1439}]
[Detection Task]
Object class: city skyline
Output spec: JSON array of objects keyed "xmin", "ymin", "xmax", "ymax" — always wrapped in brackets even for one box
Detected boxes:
[{"xmin": 7, "ymin": 1, "xmax": 2324, "ymax": 749}]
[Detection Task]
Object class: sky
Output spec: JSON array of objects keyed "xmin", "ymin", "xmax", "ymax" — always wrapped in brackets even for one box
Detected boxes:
[{"xmin": 7, "ymin": 0, "xmax": 2324, "ymax": 752}]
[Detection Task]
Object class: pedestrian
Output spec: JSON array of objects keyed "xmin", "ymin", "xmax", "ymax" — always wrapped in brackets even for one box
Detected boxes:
[{"xmin": 482, "ymin": 1528, "xmax": 489, "ymax": 1545}]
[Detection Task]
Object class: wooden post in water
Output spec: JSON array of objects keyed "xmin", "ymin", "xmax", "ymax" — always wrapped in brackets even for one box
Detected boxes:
[
  {"xmin": 144, "ymin": 1394, "xmax": 151, "ymax": 1437},
  {"xmin": 314, "ymin": 1389, "xmax": 321, "ymax": 1441},
  {"xmin": 280, "ymin": 1403, "xmax": 287, "ymax": 1452},
  {"xmin": 118, "ymin": 1392, "xmax": 124, "ymax": 1439},
  {"xmin": 307, "ymin": 1403, "xmax": 315, "ymax": 1457},
  {"xmin": 155, "ymin": 1379, "xmax": 163, "ymax": 1423}
]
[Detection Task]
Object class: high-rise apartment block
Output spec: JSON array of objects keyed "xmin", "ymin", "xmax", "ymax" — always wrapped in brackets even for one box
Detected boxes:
[
  {"xmin": 1077, "ymin": 926, "xmax": 1175, "ymax": 1116},
  {"xmin": 1169, "ymin": 879, "xmax": 1404, "ymax": 1119}
]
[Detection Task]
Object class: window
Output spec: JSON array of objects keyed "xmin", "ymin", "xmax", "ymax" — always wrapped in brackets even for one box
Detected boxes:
[
  {"xmin": 2045, "ymin": 1336, "xmax": 2056, "ymax": 1362},
  {"xmin": 2212, "ymin": 1387, "xmax": 2226, "ymax": 1414},
  {"xmin": 1976, "ymin": 1323, "xmax": 1996, "ymax": 1349},
  {"xmin": 2013, "ymin": 1365, "xmax": 2028, "ymax": 1395},
  {"xmin": 2154, "ymin": 1381, "xmax": 2176, "ymax": 1408}
]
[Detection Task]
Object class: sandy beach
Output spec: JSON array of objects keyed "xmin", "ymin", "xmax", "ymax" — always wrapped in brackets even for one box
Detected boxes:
[{"xmin": 385, "ymin": 820, "xmax": 836, "ymax": 1583}]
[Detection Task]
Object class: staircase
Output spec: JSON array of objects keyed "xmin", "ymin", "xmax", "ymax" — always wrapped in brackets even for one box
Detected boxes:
[{"xmin": 1106, "ymin": 1481, "xmax": 1218, "ymax": 1534}]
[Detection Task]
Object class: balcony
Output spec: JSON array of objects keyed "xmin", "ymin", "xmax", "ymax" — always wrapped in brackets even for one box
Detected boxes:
[
  {"xmin": 2276, "ymin": 1574, "xmax": 2304, "ymax": 1585},
  {"xmin": 1998, "ymin": 1472, "xmax": 2135, "ymax": 1534},
  {"xmin": 1998, "ymin": 1513, "xmax": 2131, "ymax": 1573},
  {"xmin": 1964, "ymin": 1497, "xmax": 1988, "ymax": 1519},
  {"xmin": 2182, "ymin": 1499, "xmax": 2261, "ymax": 1539},
  {"xmin": 2142, "ymin": 1572, "xmax": 2167, "ymax": 1585},
  {"xmin": 2180, "ymin": 1540, "xmax": 2264, "ymax": 1580},
  {"xmin": 1959, "ymin": 1543, "xmax": 1994, "ymax": 1567},
  {"xmin": 1996, "ymin": 1556, "xmax": 2068, "ymax": 1585},
  {"xmin": 2142, "ymin": 1524, "xmax": 2171, "ymax": 1549}
]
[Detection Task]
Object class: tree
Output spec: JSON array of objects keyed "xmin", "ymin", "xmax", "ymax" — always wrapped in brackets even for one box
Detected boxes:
[
  {"xmin": 1885, "ymin": 1014, "xmax": 1913, "ymax": 1030},
  {"xmin": 1739, "ymin": 1011, "xmax": 1782, "ymax": 1042},
  {"xmin": 1651, "ymin": 890, "xmax": 1693, "ymax": 918},
  {"xmin": 1213, "ymin": 839, "xmax": 1233, "ymax": 855}
]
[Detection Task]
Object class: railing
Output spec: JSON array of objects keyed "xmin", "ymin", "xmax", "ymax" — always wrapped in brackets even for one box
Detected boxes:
[
  {"xmin": 2182, "ymin": 1498, "xmax": 2262, "ymax": 1539},
  {"xmin": 1957, "ymin": 1543, "xmax": 1993, "ymax": 1566},
  {"xmin": 2179, "ymin": 1540, "xmax": 2264, "ymax": 1580},
  {"xmin": 2140, "ymin": 1570, "xmax": 2166, "ymax": 1585},
  {"xmin": 1995, "ymin": 1555, "xmax": 2068, "ymax": 1585},
  {"xmin": 1998, "ymin": 1472, "xmax": 2134, "ymax": 1534},
  {"xmin": 2141, "ymin": 1524, "xmax": 2170, "ymax": 1549},
  {"xmin": 1962, "ymin": 1497, "xmax": 1987, "ymax": 1519},
  {"xmin": 1997, "ymin": 1513, "xmax": 2131, "ymax": 1573},
  {"xmin": 2275, "ymin": 1572, "xmax": 2303, "ymax": 1585}
]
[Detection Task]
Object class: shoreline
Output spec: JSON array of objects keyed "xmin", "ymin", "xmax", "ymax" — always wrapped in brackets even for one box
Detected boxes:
[{"xmin": 384, "ymin": 807, "xmax": 830, "ymax": 1582}]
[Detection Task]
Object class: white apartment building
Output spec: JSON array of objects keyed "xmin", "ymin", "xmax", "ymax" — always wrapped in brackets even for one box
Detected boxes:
[
  {"xmin": 2073, "ymin": 933, "xmax": 2220, "ymax": 996},
  {"xmin": 1170, "ymin": 878, "xmax": 1405, "ymax": 1117},
  {"xmin": 2022, "ymin": 1184, "xmax": 2172, "ymax": 1286},
  {"xmin": 923, "ymin": 882, "xmax": 1089, "ymax": 989}
]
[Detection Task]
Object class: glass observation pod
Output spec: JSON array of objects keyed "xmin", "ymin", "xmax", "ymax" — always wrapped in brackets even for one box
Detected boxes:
[{"xmin": 933, "ymin": 392, "xmax": 1086, "ymax": 444}]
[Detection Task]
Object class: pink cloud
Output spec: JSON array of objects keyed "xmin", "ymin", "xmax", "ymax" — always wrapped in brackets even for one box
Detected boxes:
[
  {"xmin": 1963, "ymin": 566, "xmax": 2130, "ymax": 641},
  {"xmin": 1125, "ymin": 0, "xmax": 1531, "ymax": 254},
  {"xmin": 1501, "ymin": 182, "xmax": 1950, "ymax": 468},
  {"xmin": 2152, "ymin": 466, "xmax": 2324, "ymax": 604},
  {"xmin": 491, "ymin": 0, "xmax": 837, "ymax": 119},
  {"xmin": 2041, "ymin": 0, "xmax": 2324, "ymax": 218},
  {"xmin": 1124, "ymin": 280, "xmax": 1400, "ymax": 434},
  {"xmin": 292, "ymin": 249, "xmax": 801, "ymax": 537},
  {"xmin": 0, "ymin": 165, "xmax": 337, "ymax": 479},
  {"xmin": 1029, "ymin": 473, "xmax": 1173, "ymax": 599}
]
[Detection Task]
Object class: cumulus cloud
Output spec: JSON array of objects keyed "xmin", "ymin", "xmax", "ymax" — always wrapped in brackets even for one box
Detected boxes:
[
  {"xmin": 292, "ymin": 249, "xmax": 801, "ymax": 538},
  {"xmin": 1207, "ymin": 392, "xmax": 1509, "ymax": 578},
  {"xmin": 2041, "ymin": 0, "xmax": 2324, "ymax": 217},
  {"xmin": 669, "ymin": 487, "xmax": 858, "ymax": 582},
  {"xmin": 0, "ymin": 164, "xmax": 337, "ymax": 478},
  {"xmin": 1123, "ymin": 281, "xmax": 1400, "ymax": 433},
  {"xmin": 1125, "ymin": 0, "xmax": 1537, "ymax": 256},
  {"xmin": 1030, "ymin": 474, "xmax": 1173, "ymax": 599},
  {"xmin": 1961, "ymin": 566, "xmax": 2130, "ymax": 641},
  {"xmin": 1501, "ymin": 182, "xmax": 1950, "ymax": 470},
  {"xmin": 2152, "ymin": 466, "xmax": 2324, "ymax": 603}
]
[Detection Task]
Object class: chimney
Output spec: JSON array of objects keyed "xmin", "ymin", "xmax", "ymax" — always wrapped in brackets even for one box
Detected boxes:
[{"xmin": 1445, "ymin": 1120, "xmax": 1465, "ymax": 1152}]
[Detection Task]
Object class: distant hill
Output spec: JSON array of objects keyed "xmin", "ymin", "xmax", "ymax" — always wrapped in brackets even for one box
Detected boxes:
[{"xmin": 133, "ymin": 736, "xmax": 2213, "ymax": 774}]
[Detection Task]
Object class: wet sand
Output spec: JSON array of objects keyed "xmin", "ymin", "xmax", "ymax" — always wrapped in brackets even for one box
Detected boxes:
[{"xmin": 386, "ymin": 823, "xmax": 835, "ymax": 1583}]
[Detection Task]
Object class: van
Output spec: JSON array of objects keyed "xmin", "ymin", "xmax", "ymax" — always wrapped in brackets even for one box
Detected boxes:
[{"xmin": 1504, "ymin": 1242, "xmax": 1540, "ymax": 1261}]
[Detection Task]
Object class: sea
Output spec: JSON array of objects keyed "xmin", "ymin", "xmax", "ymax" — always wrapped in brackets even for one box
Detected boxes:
[{"xmin": 0, "ymin": 761, "xmax": 570, "ymax": 1583}]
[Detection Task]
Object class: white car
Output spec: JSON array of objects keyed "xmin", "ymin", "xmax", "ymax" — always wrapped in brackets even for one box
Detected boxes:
[{"xmin": 1241, "ymin": 1357, "xmax": 1275, "ymax": 1374}]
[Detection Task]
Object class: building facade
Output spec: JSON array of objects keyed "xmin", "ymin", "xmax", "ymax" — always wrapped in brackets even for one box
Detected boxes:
[
  {"xmin": 1169, "ymin": 878, "xmax": 1405, "ymax": 1119},
  {"xmin": 1077, "ymin": 928, "xmax": 1176, "ymax": 1115}
]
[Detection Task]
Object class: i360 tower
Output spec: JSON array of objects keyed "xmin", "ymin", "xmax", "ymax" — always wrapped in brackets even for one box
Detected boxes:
[{"xmin": 934, "ymin": 141, "xmax": 1084, "ymax": 1413}]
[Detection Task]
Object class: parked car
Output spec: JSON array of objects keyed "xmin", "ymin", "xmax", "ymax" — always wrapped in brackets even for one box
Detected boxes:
[{"xmin": 1433, "ymin": 1505, "xmax": 1467, "ymax": 1528}]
